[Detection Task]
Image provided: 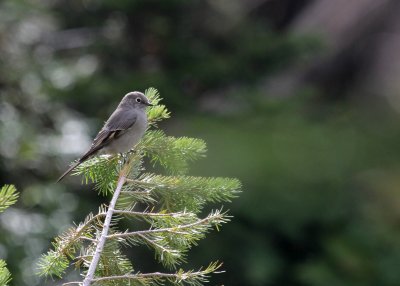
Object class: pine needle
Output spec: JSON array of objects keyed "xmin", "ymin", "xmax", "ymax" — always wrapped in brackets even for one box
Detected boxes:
[
  {"xmin": 0, "ymin": 185, "xmax": 18, "ymax": 213},
  {"xmin": 0, "ymin": 260, "xmax": 12, "ymax": 286}
]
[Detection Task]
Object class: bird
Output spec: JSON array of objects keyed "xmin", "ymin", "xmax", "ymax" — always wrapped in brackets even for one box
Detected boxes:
[{"xmin": 57, "ymin": 91, "xmax": 152, "ymax": 182}]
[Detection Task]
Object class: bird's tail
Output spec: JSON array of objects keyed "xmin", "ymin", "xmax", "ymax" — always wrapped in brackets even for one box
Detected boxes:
[{"xmin": 57, "ymin": 160, "xmax": 83, "ymax": 182}]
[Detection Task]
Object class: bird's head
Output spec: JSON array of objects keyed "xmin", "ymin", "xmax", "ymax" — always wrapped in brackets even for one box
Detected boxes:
[{"xmin": 121, "ymin": 91, "xmax": 153, "ymax": 109}]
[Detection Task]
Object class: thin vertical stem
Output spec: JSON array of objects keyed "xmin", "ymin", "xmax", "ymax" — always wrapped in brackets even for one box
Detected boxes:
[{"xmin": 82, "ymin": 172, "xmax": 127, "ymax": 286}]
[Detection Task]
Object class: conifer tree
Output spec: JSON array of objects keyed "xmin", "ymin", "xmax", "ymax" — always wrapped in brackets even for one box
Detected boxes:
[
  {"xmin": 38, "ymin": 88, "xmax": 241, "ymax": 286},
  {"xmin": 0, "ymin": 184, "xmax": 19, "ymax": 286}
]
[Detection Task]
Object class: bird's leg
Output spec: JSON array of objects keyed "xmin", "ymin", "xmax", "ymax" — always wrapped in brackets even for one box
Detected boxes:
[
  {"xmin": 126, "ymin": 149, "xmax": 139, "ymax": 159},
  {"xmin": 119, "ymin": 152, "xmax": 128, "ymax": 165},
  {"xmin": 128, "ymin": 148, "xmax": 137, "ymax": 155},
  {"xmin": 120, "ymin": 148, "xmax": 138, "ymax": 166}
]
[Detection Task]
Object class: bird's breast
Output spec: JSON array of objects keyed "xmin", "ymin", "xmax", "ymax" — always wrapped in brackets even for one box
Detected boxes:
[{"xmin": 103, "ymin": 112, "xmax": 148, "ymax": 154}]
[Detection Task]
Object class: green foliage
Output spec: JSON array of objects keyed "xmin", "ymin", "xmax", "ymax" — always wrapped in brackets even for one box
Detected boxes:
[
  {"xmin": 90, "ymin": 261, "xmax": 223, "ymax": 286},
  {"xmin": 38, "ymin": 89, "xmax": 241, "ymax": 285},
  {"xmin": 0, "ymin": 260, "xmax": 11, "ymax": 286},
  {"xmin": 91, "ymin": 240, "xmax": 134, "ymax": 279},
  {"xmin": 0, "ymin": 185, "xmax": 18, "ymax": 285},
  {"xmin": 145, "ymin": 87, "xmax": 171, "ymax": 126},
  {"xmin": 124, "ymin": 174, "xmax": 240, "ymax": 212},
  {"xmin": 77, "ymin": 156, "xmax": 120, "ymax": 195},
  {"xmin": 108, "ymin": 209, "xmax": 229, "ymax": 269},
  {"xmin": 37, "ymin": 251, "xmax": 69, "ymax": 279},
  {"xmin": 0, "ymin": 185, "xmax": 18, "ymax": 213},
  {"xmin": 140, "ymin": 131, "xmax": 207, "ymax": 175}
]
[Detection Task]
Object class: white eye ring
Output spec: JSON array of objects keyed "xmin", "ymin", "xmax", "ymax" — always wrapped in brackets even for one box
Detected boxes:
[{"xmin": 136, "ymin": 98, "xmax": 141, "ymax": 103}]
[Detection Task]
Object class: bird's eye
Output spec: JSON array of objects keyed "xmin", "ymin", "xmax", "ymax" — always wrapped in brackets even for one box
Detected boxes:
[{"xmin": 136, "ymin": 98, "xmax": 141, "ymax": 103}]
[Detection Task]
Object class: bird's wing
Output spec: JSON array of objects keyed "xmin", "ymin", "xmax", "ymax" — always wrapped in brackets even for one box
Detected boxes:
[
  {"xmin": 79, "ymin": 109, "xmax": 137, "ymax": 161},
  {"xmin": 104, "ymin": 107, "xmax": 138, "ymax": 131},
  {"xmin": 57, "ymin": 108, "xmax": 138, "ymax": 182}
]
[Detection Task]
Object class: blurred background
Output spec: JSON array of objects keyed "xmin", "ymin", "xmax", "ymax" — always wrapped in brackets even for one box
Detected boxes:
[{"xmin": 2, "ymin": 0, "xmax": 400, "ymax": 285}]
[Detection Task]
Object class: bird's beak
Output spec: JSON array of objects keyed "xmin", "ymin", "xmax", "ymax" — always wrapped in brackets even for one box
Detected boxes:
[{"xmin": 145, "ymin": 102, "xmax": 154, "ymax": 106}]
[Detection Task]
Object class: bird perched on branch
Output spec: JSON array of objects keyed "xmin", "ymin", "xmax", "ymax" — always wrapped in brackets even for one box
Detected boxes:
[{"xmin": 57, "ymin": 91, "xmax": 152, "ymax": 182}]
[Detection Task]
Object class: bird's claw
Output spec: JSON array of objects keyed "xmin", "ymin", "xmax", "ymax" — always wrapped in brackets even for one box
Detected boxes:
[{"xmin": 119, "ymin": 152, "xmax": 128, "ymax": 165}]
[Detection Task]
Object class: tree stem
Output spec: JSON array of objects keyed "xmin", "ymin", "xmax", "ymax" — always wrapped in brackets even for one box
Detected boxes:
[{"xmin": 82, "ymin": 172, "xmax": 127, "ymax": 286}]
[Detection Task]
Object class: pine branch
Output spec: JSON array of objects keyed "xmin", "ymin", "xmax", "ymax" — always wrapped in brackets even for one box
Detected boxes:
[
  {"xmin": 75, "ymin": 239, "xmax": 134, "ymax": 280},
  {"xmin": 38, "ymin": 195, "xmax": 199, "ymax": 276},
  {"xmin": 145, "ymin": 87, "xmax": 171, "ymax": 127},
  {"xmin": 139, "ymin": 130, "xmax": 206, "ymax": 175},
  {"xmin": 37, "ymin": 250, "xmax": 70, "ymax": 278},
  {"xmin": 65, "ymin": 261, "xmax": 222, "ymax": 286},
  {"xmin": 0, "ymin": 185, "xmax": 18, "ymax": 285},
  {"xmin": 107, "ymin": 210, "xmax": 229, "ymax": 239},
  {"xmin": 117, "ymin": 188, "xmax": 156, "ymax": 209},
  {"xmin": 38, "ymin": 210, "xmax": 100, "ymax": 277},
  {"xmin": 124, "ymin": 174, "xmax": 241, "ymax": 212},
  {"xmin": 75, "ymin": 151, "xmax": 144, "ymax": 196},
  {"xmin": 105, "ymin": 210, "xmax": 229, "ymax": 268},
  {"xmin": 114, "ymin": 209, "xmax": 192, "ymax": 219},
  {"xmin": 0, "ymin": 260, "xmax": 12, "ymax": 286},
  {"xmin": 82, "ymin": 167, "xmax": 128, "ymax": 286},
  {"xmin": 0, "ymin": 185, "xmax": 18, "ymax": 213},
  {"xmin": 74, "ymin": 155, "xmax": 121, "ymax": 195}
]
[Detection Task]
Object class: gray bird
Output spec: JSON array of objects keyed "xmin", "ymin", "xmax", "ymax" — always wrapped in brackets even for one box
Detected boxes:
[{"xmin": 57, "ymin": 91, "xmax": 152, "ymax": 182}]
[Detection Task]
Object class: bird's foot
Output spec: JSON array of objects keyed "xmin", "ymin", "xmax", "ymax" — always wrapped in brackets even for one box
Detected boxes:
[{"xmin": 119, "ymin": 152, "xmax": 129, "ymax": 165}]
